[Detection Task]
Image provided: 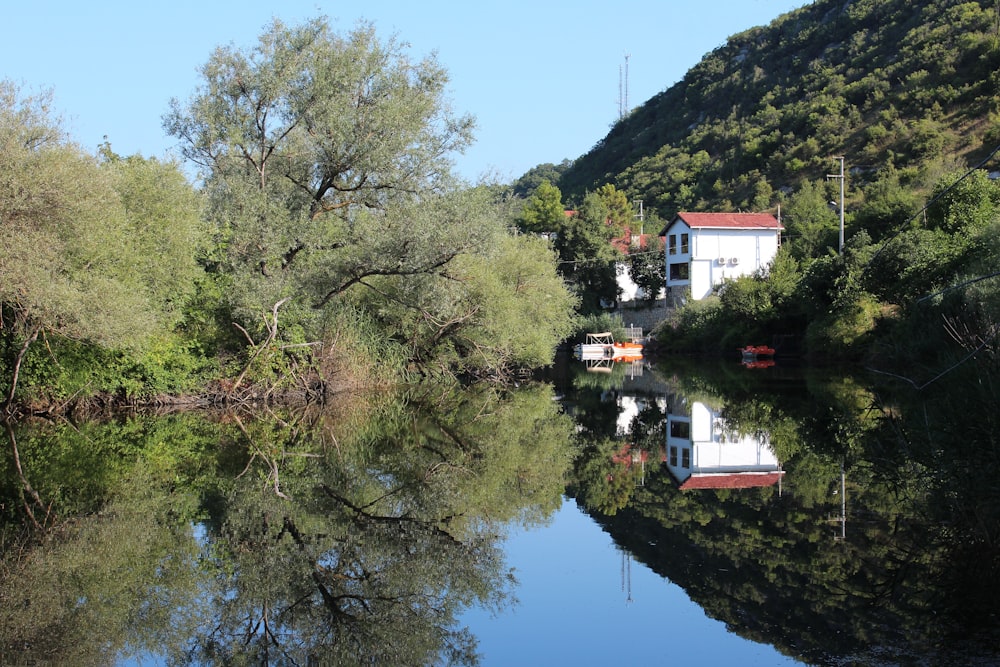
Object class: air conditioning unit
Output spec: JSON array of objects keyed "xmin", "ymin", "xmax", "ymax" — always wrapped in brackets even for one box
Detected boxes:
[
  {"xmin": 716, "ymin": 257, "xmax": 726, "ymax": 265},
  {"xmin": 730, "ymin": 257, "xmax": 740, "ymax": 265}
]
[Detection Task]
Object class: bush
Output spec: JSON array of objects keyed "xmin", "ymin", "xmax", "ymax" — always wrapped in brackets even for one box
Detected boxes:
[{"xmin": 571, "ymin": 312, "xmax": 628, "ymax": 344}]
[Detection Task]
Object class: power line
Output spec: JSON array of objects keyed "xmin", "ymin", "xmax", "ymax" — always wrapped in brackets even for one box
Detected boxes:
[{"xmin": 557, "ymin": 248, "xmax": 663, "ymax": 267}]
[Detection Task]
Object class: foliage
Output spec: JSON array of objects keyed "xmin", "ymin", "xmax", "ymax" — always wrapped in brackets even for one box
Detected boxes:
[
  {"xmin": 652, "ymin": 296, "xmax": 727, "ymax": 354},
  {"xmin": 165, "ymin": 18, "xmax": 573, "ymax": 382},
  {"xmin": 0, "ymin": 81, "xmax": 205, "ymax": 409},
  {"xmin": 552, "ymin": 190, "xmax": 623, "ymax": 313},
  {"xmin": 625, "ymin": 217, "xmax": 666, "ymax": 304},
  {"xmin": 782, "ymin": 179, "xmax": 840, "ymax": 260},
  {"xmin": 851, "ymin": 164, "xmax": 921, "ymax": 243},
  {"xmin": 510, "ymin": 159, "xmax": 573, "ymax": 199},
  {"xmin": 165, "ymin": 18, "xmax": 474, "ymax": 327},
  {"xmin": 515, "ymin": 179, "xmax": 565, "ymax": 234},
  {"xmin": 925, "ymin": 166, "xmax": 1000, "ymax": 236}
]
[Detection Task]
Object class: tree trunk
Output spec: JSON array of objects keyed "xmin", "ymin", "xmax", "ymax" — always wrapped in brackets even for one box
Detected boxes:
[{"xmin": 3, "ymin": 323, "xmax": 41, "ymax": 416}]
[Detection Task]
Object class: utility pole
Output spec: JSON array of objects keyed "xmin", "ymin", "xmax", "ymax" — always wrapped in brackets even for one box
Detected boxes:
[{"xmin": 827, "ymin": 156, "xmax": 845, "ymax": 253}]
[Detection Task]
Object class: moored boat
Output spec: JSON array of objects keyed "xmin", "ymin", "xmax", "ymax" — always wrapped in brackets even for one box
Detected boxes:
[
  {"xmin": 574, "ymin": 333, "xmax": 644, "ymax": 361},
  {"xmin": 739, "ymin": 344, "xmax": 775, "ymax": 360}
]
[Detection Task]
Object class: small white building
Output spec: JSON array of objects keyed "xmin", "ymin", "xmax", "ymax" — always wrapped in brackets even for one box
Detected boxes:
[
  {"xmin": 665, "ymin": 400, "xmax": 784, "ymax": 491},
  {"xmin": 612, "ymin": 232, "xmax": 665, "ymax": 303},
  {"xmin": 661, "ymin": 212, "xmax": 783, "ymax": 300}
]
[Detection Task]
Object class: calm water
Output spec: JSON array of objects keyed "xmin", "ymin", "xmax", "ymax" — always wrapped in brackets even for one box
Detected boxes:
[
  {"xmin": 460, "ymin": 499, "xmax": 797, "ymax": 666},
  {"xmin": 2, "ymin": 356, "xmax": 998, "ymax": 665}
]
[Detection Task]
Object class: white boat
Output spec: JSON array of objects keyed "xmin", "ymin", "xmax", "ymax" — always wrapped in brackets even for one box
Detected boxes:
[{"xmin": 573, "ymin": 332, "xmax": 644, "ymax": 361}]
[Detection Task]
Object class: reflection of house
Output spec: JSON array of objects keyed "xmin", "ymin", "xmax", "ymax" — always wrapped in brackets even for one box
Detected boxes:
[
  {"xmin": 661, "ymin": 212, "xmax": 783, "ymax": 300},
  {"xmin": 665, "ymin": 401, "xmax": 784, "ymax": 490}
]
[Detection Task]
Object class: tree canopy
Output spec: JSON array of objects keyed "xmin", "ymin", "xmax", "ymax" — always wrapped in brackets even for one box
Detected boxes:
[
  {"xmin": 165, "ymin": 17, "xmax": 575, "ymax": 381},
  {"xmin": 0, "ymin": 82, "xmax": 204, "ymax": 410}
]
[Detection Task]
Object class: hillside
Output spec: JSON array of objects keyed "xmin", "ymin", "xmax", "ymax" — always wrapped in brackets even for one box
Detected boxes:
[{"xmin": 555, "ymin": 0, "xmax": 1000, "ymax": 214}]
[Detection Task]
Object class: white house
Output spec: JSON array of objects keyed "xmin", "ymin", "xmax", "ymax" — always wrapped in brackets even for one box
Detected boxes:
[
  {"xmin": 661, "ymin": 212, "xmax": 783, "ymax": 300},
  {"xmin": 611, "ymin": 231, "xmax": 665, "ymax": 303},
  {"xmin": 665, "ymin": 400, "xmax": 784, "ymax": 491}
]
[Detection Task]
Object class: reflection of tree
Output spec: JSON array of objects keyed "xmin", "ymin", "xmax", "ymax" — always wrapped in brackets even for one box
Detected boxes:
[
  {"xmin": 0, "ymin": 427, "xmax": 205, "ymax": 665},
  {"xmin": 568, "ymin": 390, "xmax": 666, "ymax": 516},
  {"xmin": 188, "ymin": 382, "xmax": 573, "ymax": 665},
  {"xmin": 570, "ymin": 436, "xmax": 639, "ymax": 515},
  {"xmin": 0, "ymin": 381, "xmax": 576, "ymax": 665}
]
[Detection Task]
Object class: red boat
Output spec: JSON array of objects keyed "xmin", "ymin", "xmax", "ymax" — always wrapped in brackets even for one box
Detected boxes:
[{"xmin": 740, "ymin": 345, "xmax": 775, "ymax": 362}]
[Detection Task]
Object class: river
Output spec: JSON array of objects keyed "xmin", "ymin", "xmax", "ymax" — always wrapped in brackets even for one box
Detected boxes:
[{"xmin": 1, "ymin": 354, "xmax": 998, "ymax": 665}]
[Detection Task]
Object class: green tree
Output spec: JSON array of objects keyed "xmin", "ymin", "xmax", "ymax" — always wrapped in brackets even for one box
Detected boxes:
[
  {"xmin": 852, "ymin": 165, "xmax": 920, "ymax": 242},
  {"xmin": 164, "ymin": 18, "xmax": 476, "ymax": 328},
  {"xmin": 594, "ymin": 183, "xmax": 632, "ymax": 234},
  {"xmin": 628, "ymin": 232, "xmax": 666, "ymax": 303},
  {"xmin": 165, "ymin": 18, "xmax": 573, "ymax": 381},
  {"xmin": 99, "ymin": 147, "xmax": 206, "ymax": 327},
  {"xmin": 553, "ymin": 191, "xmax": 622, "ymax": 313},
  {"xmin": 0, "ymin": 82, "xmax": 203, "ymax": 411},
  {"xmin": 511, "ymin": 160, "xmax": 572, "ymax": 198},
  {"xmin": 783, "ymin": 179, "xmax": 840, "ymax": 260},
  {"xmin": 926, "ymin": 168, "xmax": 1000, "ymax": 236},
  {"xmin": 516, "ymin": 179, "xmax": 565, "ymax": 234},
  {"xmin": 719, "ymin": 246, "xmax": 801, "ymax": 319}
]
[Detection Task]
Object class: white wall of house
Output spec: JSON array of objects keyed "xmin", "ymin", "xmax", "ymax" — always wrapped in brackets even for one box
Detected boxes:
[{"xmin": 664, "ymin": 219, "xmax": 782, "ymax": 300}]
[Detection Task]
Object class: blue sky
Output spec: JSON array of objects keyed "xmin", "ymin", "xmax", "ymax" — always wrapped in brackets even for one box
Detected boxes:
[{"xmin": 4, "ymin": 1, "xmax": 806, "ymax": 182}]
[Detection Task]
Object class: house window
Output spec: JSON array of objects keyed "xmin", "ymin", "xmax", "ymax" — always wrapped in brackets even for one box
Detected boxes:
[
  {"xmin": 681, "ymin": 448, "xmax": 691, "ymax": 469},
  {"xmin": 680, "ymin": 233, "xmax": 689, "ymax": 254},
  {"xmin": 668, "ymin": 234, "xmax": 677, "ymax": 255},
  {"xmin": 669, "ymin": 420, "xmax": 690, "ymax": 439},
  {"xmin": 669, "ymin": 262, "xmax": 689, "ymax": 281},
  {"xmin": 669, "ymin": 446, "xmax": 678, "ymax": 467}
]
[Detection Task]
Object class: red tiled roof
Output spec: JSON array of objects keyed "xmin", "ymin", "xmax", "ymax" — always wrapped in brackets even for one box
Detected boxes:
[
  {"xmin": 611, "ymin": 230, "xmax": 653, "ymax": 254},
  {"xmin": 679, "ymin": 471, "xmax": 784, "ymax": 490},
  {"xmin": 675, "ymin": 212, "xmax": 783, "ymax": 230},
  {"xmin": 611, "ymin": 444, "xmax": 649, "ymax": 467}
]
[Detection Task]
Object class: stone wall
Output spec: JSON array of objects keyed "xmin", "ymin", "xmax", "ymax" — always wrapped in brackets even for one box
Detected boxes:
[{"xmin": 614, "ymin": 299, "xmax": 673, "ymax": 337}]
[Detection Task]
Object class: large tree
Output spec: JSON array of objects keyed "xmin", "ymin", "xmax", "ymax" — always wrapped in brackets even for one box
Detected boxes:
[
  {"xmin": 516, "ymin": 179, "xmax": 565, "ymax": 234},
  {"xmin": 163, "ymin": 18, "xmax": 477, "ymax": 327},
  {"xmin": 165, "ymin": 18, "xmax": 574, "ymax": 379},
  {"xmin": 0, "ymin": 82, "xmax": 203, "ymax": 411},
  {"xmin": 553, "ymin": 190, "xmax": 623, "ymax": 313}
]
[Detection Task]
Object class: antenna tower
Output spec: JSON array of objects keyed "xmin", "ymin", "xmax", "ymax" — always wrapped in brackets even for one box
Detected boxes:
[{"xmin": 618, "ymin": 53, "xmax": 631, "ymax": 119}]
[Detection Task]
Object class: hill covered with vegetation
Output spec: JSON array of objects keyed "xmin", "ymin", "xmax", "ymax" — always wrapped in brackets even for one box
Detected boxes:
[{"xmin": 556, "ymin": 0, "xmax": 1000, "ymax": 215}]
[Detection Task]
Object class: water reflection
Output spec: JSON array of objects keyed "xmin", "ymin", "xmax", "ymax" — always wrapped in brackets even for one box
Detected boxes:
[
  {"xmin": 2, "ymin": 355, "xmax": 999, "ymax": 665},
  {"xmin": 664, "ymin": 396, "xmax": 785, "ymax": 490},
  {"xmin": 0, "ymin": 383, "xmax": 574, "ymax": 666},
  {"xmin": 564, "ymin": 356, "xmax": 1000, "ymax": 665}
]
